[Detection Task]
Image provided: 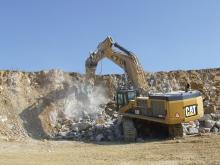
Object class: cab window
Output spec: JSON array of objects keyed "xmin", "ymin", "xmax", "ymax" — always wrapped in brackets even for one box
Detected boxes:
[
  {"xmin": 117, "ymin": 93, "xmax": 124, "ymax": 105},
  {"xmin": 128, "ymin": 91, "xmax": 136, "ymax": 100}
]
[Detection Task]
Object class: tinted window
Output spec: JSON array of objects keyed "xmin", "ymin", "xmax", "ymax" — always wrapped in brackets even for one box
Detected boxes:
[
  {"xmin": 128, "ymin": 91, "xmax": 136, "ymax": 100},
  {"xmin": 117, "ymin": 93, "xmax": 124, "ymax": 105}
]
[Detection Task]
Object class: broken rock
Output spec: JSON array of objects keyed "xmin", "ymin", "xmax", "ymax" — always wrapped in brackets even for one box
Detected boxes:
[
  {"xmin": 211, "ymin": 113, "xmax": 220, "ymax": 120},
  {"xmin": 188, "ymin": 127, "xmax": 199, "ymax": 135},
  {"xmin": 204, "ymin": 120, "xmax": 216, "ymax": 129},
  {"xmin": 199, "ymin": 114, "xmax": 212, "ymax": 122},
  {"xmin": 216, "ymin": 121, "xmax": 220, "ymax": 128},
  {"xmin": 95, "ymin": 134, "xmax": 104, "ymax": 142},
  {"xmin": 212, "ymin": 127, "xmax": 219, "ymax": 133},
  {"xmin": 71, "ymin": 122, "xmax": 92, "ymax": 132}
]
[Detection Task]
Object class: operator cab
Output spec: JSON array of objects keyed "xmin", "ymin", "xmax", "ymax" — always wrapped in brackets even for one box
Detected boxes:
[{"xmin": 116, "ymin": 89, "xmax": 138, "ymax": 110}]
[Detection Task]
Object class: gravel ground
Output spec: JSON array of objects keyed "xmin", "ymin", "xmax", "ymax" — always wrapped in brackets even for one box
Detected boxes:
[{"xmin": 0, "ymin": 134, "xmax": 220, "ymax": 165}]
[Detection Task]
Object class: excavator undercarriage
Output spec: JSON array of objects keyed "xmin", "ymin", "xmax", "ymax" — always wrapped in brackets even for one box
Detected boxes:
[{"xmin": 122, "ymin": 117, "xmax": 184, "ymax": 141}]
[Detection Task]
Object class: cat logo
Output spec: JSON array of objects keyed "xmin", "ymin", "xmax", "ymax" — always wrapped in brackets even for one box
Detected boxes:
[{"xmin": 185, "ymin": 105, "xmax": 197, "ymax": 117}]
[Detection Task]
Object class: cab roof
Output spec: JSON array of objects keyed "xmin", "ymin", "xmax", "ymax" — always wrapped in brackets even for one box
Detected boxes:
[{"xmin": 149, "ymin": 90, "xmax": 201, "ymax": 101}]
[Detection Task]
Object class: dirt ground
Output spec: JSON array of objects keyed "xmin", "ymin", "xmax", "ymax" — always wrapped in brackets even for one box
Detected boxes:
[{"xmin": 0, "ymin": 134, "xmax": 219, "ymax": 165}]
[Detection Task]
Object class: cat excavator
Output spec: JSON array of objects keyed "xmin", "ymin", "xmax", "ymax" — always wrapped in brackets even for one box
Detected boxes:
[{"xmin": 85, "ymin": 37, "xmax": 204, "ymax": 141}]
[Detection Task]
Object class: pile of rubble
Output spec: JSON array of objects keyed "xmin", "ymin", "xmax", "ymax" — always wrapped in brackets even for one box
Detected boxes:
[
  {"xmin": 54, "ymin": 107, "xmax": 122, "ymax": 142},
  {"xmin": 199, "ymin": 112, "xmax": 220, "ymax": 133},
  {"xmin": 183, "ymin": 112, "xmax": 220, "ymax": 135},
  {"xmin": 147, "ymin": 68, "xmax": 220, "ymax": 112}
]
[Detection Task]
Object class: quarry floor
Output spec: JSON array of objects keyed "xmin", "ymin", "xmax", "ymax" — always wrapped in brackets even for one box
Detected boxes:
[{"xmin": 0, "ymin": 134, "xmax": 219, "ymax": 165}]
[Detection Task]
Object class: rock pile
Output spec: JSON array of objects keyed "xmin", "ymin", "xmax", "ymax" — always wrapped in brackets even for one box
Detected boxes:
[
  {"xmin": 54, "ymin": 103, "xmax": 122, "ymax": 142},
  {"xmin": 147, "ymin": 68, "xmax": 220, "ymax": 112},
  {"xmin": 199, "ymin": 113, "xmax": 220, "ymax": 133},
  {"xmin": 183, "ymin": 112, "xmax": 220, "ymax": 135}
]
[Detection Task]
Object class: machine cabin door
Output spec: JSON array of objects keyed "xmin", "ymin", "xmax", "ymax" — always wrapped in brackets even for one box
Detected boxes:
[
  {"xmin": 116, "ymin": 90, "xmax": 137, "ymax": 110},
  {"xmin": 117, "ymin": 92, "xmax": 127, "ymax": 110}
]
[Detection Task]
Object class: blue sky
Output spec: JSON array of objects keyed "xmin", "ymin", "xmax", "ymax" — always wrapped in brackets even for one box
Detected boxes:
[{"xmin": 0, "ymin": 0, "xmax": 219, "ymax": 74}]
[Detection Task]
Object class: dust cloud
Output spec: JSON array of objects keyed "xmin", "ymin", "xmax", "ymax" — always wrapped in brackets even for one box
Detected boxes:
[{"xmin": 63, "ymin": 82, "xmax": 110, "ymax": 120}]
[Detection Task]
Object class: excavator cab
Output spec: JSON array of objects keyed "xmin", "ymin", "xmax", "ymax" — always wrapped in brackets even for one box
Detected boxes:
[{"xmin": 116, "ymin": 89, "xmax": 137, "ymax": 110}]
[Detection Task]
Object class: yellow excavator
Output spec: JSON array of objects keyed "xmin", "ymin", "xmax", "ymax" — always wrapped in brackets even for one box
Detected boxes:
[{"xmin": 85, "ymin": 37, "xmax": 204, "ymax": 141}]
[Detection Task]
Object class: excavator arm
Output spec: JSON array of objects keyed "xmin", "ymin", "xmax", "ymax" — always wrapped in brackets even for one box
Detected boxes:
[{"xmin": 85, "ymin": 37, "xmax": 148, "ymax": 93}]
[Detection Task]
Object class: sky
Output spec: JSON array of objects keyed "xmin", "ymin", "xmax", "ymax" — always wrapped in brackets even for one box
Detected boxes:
[{"xmin": 0, "ymin": 0, "xmax": 220, "ymax": 74}]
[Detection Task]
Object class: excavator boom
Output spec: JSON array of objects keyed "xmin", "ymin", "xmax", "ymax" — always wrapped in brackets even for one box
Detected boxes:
[{"xmin": 85, "ymin": 37, "xmax": 148, "ymax": 92}]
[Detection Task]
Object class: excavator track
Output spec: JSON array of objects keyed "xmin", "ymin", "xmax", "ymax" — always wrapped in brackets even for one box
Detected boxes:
[
  {"xmin": 168, "ymin": 124, "xmax": 183, "ymax": 138},
  {"xmin": 122, "ymin": 117, "xmax": 137, "ymax": 142}
]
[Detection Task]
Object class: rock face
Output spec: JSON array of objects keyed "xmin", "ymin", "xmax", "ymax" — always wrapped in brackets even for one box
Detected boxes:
[
  {"xmin": 100, "ymin": 68, "xmax": 220, "ymax": 112},
  {"xmin": 145, "ymin": 68, "xmax": 220, "ymax": 112},
  {"xmin": 0, "ymin": 68, "xmax": 220, "ymax": 141},
  {"xmin": 0, "ymin": 69, "xmax": 120, "ymax": 141}
]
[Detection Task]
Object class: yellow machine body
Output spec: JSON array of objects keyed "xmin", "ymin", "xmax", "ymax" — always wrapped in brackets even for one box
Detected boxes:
[{"xmin": 118, "ymin": 90, "xmax": 204, "ymax": 125}]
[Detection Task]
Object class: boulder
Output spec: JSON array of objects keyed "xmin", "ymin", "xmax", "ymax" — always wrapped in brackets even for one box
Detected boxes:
[
  {"xmin": 95, "ymin": 134, "xmax": 104, "ymax": 142},
  {"xmin": 199, "ymin": 114, "xmax": 212, "ymax": 122},
  {"xmin": 194, "ymin": 120, "xmax": 200, "ymax": 127},
  {"xmin": 212, "ymin": 127, "xmax": 219, "ymax": 133},
  {"xmin": 211, "ymin": 113, "xmax": 220, "ymax": 120},
  {"xmin": 204, "ymin": 120, "xmax": 216, "ymax": 129},
  {"xmin": 188, "ymin": 127, "xmax": 199, "ymax": 135},
  {"xmin": 107, "ymin": 135, "xmax": 114, "ymax": 141},
  {"xmin": 71, "ymin": 122, "xmax": 92, "ymax": 132},
  {"xmin": 58, "ymin": 131, "xmax": 67, "ymax": 137},
  {"xmin": 136, "ymin": 138, "xmax": 144, "ymax": 142},
  {"xmin": 204, "ymin": 105, "xmax": 216, "ymax": 114},
  {"xmin": 216, "ymin": 121, "xmax": 220, "ymax": 128},
  {"xmin": 182, "ymin": 125, "xmax": 189, "ymax": 135},
  {"xmin": 199, "ymin": 127, "xmax": 211, "ymax": 133}
]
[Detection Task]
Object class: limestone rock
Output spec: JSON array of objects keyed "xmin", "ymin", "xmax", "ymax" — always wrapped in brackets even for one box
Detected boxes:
[
  {"xmin": 216, "ymin": 121, "xmax": 220, "ymax": 128},
  {"xmin": 204, "ymin": 120, "xmax": 216, "ymax": 129},
  {"xmin": 95, "ymin": 134, "xmax": 104, "ymax": 142},
  {"xmin": 188, "ymin": 127, "xmax": 199, "ymax": 135}
]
